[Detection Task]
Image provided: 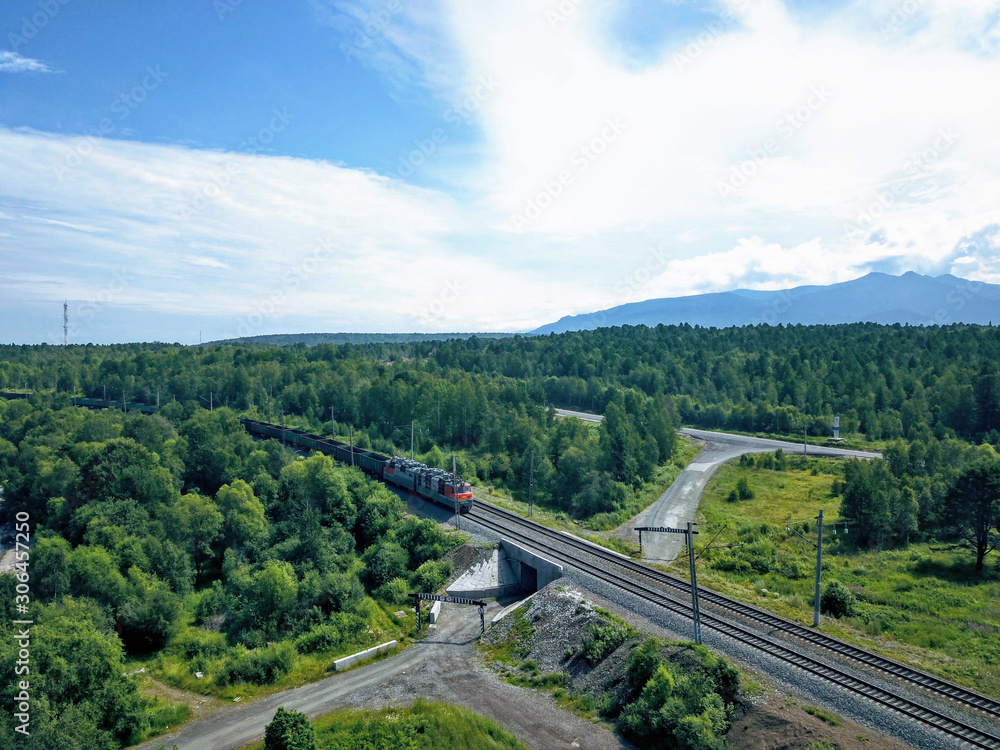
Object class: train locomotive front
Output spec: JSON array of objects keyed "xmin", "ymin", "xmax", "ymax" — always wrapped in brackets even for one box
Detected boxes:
[{"xmin": 383, "ymin": 456, "xmax": 474, "ymax": 513}]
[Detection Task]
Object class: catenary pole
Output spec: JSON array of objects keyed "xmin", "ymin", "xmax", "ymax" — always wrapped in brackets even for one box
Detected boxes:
[{"xmin": 814, "ymin": 509, "xmax": 824, "ymax": 627}]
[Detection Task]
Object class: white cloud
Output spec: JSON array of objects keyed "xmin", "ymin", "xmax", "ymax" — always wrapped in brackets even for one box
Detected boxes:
[
  {"xmin": 302, "ymin": 0, "xmax": 1000, "ymax": 311},
  {"xmin": 0, "ymin": 51, "xmax": 53, "ymax": 73},
  {"xmin": 0, "ymin": 128, "xmax": 588, "ymax": 338}
]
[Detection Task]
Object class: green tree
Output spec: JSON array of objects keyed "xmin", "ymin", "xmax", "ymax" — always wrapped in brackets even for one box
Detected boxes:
[
  {"xmin": 117, "ymin": 569, "xmax": 182, "ymax": 653},
  {"xmin": 0, "ymin": 598, "xmax": 148, "ymax": 746},
  {"xmin": 279, "ymin": 454, "xmax": 356, "ymax": 529},
  {"xmin": 215, "ymin": 479, "xmax": 269, "ymax": 552},
  {"xmin": 840, "ymin": 459, "xmax": 916, "ymax": 547},
  {"xmin": 76, "ymin": 438, "xmax": 176, "ymax": 509},
  {"xmin": 944, "ymin": 451, "xmax": 1000, "ymax": 571},
  {"xmin": 251, "ymin": 561, "xmax": 299, "ymax": 635},
  {"xmin": 363, "ymin": 540, "xmax": 408, "ymax": 589},
  {"xmin": 170, "ymin": 493, "xmax": 223, "ymax": 581},
  {"xmin": 264, "ymin": 706, "xmax": 317, "ymax": 750}
]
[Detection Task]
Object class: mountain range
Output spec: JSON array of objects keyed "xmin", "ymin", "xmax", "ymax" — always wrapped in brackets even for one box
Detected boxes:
[{"xmin": 532, "ymin": 272, "xmax": 1000, "ymax": 334}]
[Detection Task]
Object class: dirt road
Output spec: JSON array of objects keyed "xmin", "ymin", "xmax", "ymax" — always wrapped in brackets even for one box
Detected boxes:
[
  {"xmin": 620, "ymin": 429, "xmax": 881, "ymax": 563},
  {"xmin": 137, "ymin": 604, "xmax": 626, "ymax": 750}
]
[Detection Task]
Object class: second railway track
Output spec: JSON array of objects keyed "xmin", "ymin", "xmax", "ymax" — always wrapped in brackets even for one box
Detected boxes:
[{"xmin": 468, "ymin": 500, "xmax": 1000, "ymax": 749}]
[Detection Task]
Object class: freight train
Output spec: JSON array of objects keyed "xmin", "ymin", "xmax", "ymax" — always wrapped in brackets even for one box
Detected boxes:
[{"xmin": 240, "ymin": 418, "xmax": 474, "ymax": 513}]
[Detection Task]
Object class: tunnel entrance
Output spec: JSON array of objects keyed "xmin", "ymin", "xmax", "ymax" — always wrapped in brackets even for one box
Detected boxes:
[{"xmin": 519, "ymin": 562, "xmax": 538, "ymax": 592}]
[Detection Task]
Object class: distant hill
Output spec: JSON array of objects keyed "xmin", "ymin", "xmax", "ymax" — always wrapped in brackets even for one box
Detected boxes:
[
  {"xmin": 533, "ymin": 272, "xmax": 1000, "ymax": 334},
  {"xmin": 207, "ymin": 332, "xmax": 516, "ymax": 347}
]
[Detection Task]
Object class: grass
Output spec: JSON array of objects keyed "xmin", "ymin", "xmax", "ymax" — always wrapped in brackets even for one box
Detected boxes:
[
  {"xmin": 479, "ymin": 605, "xmax": 535, "ymax": 666},
  {"xmin": 692, "ymin": 458, "xmax": 1000, "ymax": 698},
  {"xmin": 803, "ymin": 705, "xmax": 842, "ymax": 726},
  {"xmin": 239, "ymin": 699, "xmax": 529, "ymax": 750},
  {"xmin": 137, "ymin": 695, "xmax": 192, "ymax": 743}
]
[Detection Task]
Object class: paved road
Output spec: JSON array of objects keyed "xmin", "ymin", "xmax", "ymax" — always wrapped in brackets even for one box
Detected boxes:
[
  {"xmin": 679, "ymin": 428, "xmax": 882, "ymax": 460},
  {"xmin": 619, "ymin": 429, "xmax": 881, "ymax": 564},
  {"xmin": 138, "ymin": 606, "xmax": 624, "ymax": 750},
  {"xmin": 553, "ymin": 407, "xmax": 603, "ymax": 423}
]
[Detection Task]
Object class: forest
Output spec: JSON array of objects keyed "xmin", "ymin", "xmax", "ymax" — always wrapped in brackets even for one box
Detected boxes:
[{"xmin": 1, "ymin": 322, "xmax": 999, "ymax": 746}]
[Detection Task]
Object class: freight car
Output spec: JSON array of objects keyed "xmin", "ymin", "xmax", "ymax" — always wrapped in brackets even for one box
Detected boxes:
[{"xmin": 240, "ymin": 418, "xmax": 474, "ymax": 513}]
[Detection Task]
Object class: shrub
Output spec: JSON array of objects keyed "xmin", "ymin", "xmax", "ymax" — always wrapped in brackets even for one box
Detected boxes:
[
  {"xmin": 626, "ymin": 639, "xmax": 664, "ymax": 696},
  {"xmin": 175, "ymin": 628, "xmax": 228, "ymax": 664},
  {"xmin": 294, "ymin": 623, "xmax": 342, "ymax": 654},
  {"xmin": 820, "ymin": 580, "xmax": 857, "ymax": 618},
  {"xmin": 581, "ymin": 621, "xmax": 632, "ymax": 665},
  {"xmin": 412, "ymin": 558, "xmax": 452, "ymax": 592},
  {"xmin": 372, "ymin": 577, "xmax": 410, "ymax": 605},
  {"xmin": 219, "ymin": 642, "xmax": 296, "ymax": 685},
  {"xmin": 264, "ymin": 706, "xmax": 317, "ymax": 750},
  {"xmin": 736, "ymin": 476, "xmax": 755, "ymax": 500}
]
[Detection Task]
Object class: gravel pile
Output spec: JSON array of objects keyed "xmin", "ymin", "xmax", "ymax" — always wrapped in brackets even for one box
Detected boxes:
[
  {"xmin": 483, "ymin": 586, "xmax": 642, "ymax": 711},
  {"xmin": 483, "ymin": 586, "xmax": 609, "ymax": 671}
]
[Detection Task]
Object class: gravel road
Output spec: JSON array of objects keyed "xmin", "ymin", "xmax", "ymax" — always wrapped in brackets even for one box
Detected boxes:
[
  {"xmin": 137, "ymin": 604, "xmax": 625, "ymax": 750},
  {"xmin": 618, "ymin": 428, "xmax": 882, "ymax": 563}
]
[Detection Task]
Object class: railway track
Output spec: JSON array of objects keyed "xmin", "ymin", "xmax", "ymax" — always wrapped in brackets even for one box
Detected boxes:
[{"xmin": 469, "ymin": 501, "xmax": 1000, "ymax": 749}]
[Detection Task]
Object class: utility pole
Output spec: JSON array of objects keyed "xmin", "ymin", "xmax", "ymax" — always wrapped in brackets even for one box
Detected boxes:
[
  {"xmin": 349, "ymin": 426, "xmax": 354, "ymax": 466},
  {"xmin": 528, "ymin": 450, "xmax": 535, "ymax": 517},
  {"xmin": 687, "ymin": 521, "xmax": 702, "ymax": 645},
  {"xmin": 453, "ymin": 454, "xmax": 460, "ymax": 530},
  {"xmin": 331, "ymin": 406, "xmax": 335, "ymax": 438},
  {"xmin": 281, "ymin": 412, "xmax": 285, "ymax": 448},
  {"xmin": 156, "ymin": 388, "xmax": 160, "ymax": 408},
  {"xmin": 63, "ymin": 300, "xmax": 68, "ymax": 346},
  {"xmin": 803, "ymin": 423, "xmax": 808, "ymax": 455},
  {"xmin": 410, "ymin": 420, "xmax": 414, "ymax": 461},
  {"xmin": 814, "ymin": 509, "xmax": 823, "ymax": 627},
  {"xmin": 210, "ymin": 391, "xmax": 213, "ymax": 412}
]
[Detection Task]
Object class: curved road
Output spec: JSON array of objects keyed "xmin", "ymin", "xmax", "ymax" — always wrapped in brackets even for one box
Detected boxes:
[
  {"xmin": 622, "ymin": 428, "xmax": 880, "ymax": 562},
  {"xmin": 552, "ymin": 413, "xmax": 883, "ymax": 564}
]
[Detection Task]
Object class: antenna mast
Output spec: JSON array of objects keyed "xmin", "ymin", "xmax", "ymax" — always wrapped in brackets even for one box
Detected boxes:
[{"xmin": 63, "ymin": 300, "xmax": 68, "ymax": 346}]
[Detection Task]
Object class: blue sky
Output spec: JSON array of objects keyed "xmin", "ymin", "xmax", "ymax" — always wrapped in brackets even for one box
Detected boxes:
[{"xmin": 1, "ymin": 0, "xmax": 999, "ymax": 343}]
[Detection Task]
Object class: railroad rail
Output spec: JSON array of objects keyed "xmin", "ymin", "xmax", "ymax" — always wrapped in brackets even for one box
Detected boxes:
[{"xmin": 469, "ymin": 501, "xmax": 1000, "ymax": 749}]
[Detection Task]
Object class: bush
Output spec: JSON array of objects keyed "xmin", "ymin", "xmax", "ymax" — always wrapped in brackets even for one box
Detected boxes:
[
  {"xmin": 626, "ymin": 639, "xmax": 664, "ymax": 697},
  {"xmin": 372, "ymin": 577, "xmax": 410, "ymax": 605},
  {"xmin": 219, "ymin": 642, "xmax": 296, "ymax": 685},
  {"xmin": 581, "ymin": 621, "xmax": 632, "ymax": 665},
  {"xmin": 175, "ymin": 628, "xmax": 228, "ymax": 663},
  {"xmin": 820, "ymin": 580, "xmax": 857, "ymax": 618},
  {"xmin": 736, "ymin": 475, "xmax": 755, "ymax": 500},
  {"xmin": 195, "ymin": 580, "xmax": 227, "ymax": 622},
  {"xmin": 264, "ymin": 706, "xmax": 317, "ymax": 750},
  {"xmin": 412, "ymin": 558, "xmax": 452, "ymax": 593},
  {"xmin": 294, "ymin": 623, "xmax": 342, "ymax": 654}
]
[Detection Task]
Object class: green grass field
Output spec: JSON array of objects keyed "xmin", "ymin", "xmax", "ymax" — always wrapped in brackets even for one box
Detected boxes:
[
  {"xmin": 239, "ymin": 699, "xmax": 529, "ymax": 750},
  {"xmin": 694, "ymin": 459, "xmax": 1000, "ymax": 697}
]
